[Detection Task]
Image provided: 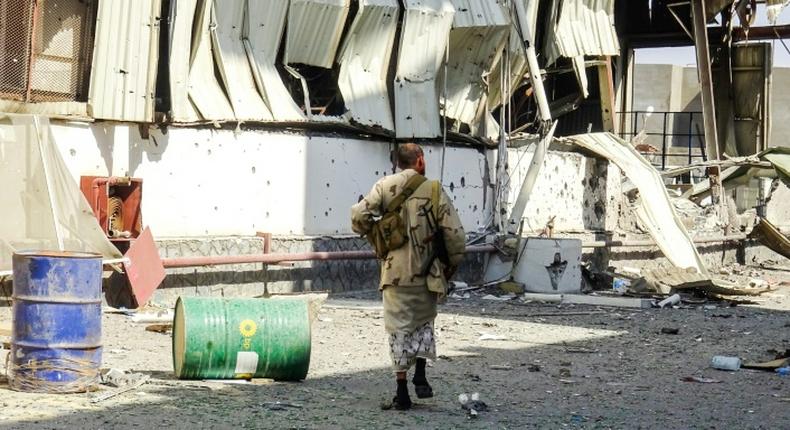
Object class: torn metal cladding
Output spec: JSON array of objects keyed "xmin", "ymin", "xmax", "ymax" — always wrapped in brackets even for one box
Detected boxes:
[
  {"xmin": 543, "ymin": 0, "xmax": 620, "ymax": 66},
  {"xmin": 394, "ymin": 0, "xmax": 456, "ymax": 138},
  {"xmin": 285, "ymin": 0, "xmax": 351, "ymax": 68},
  {"xmin": 487, "ymin": 26, "xmax": 528, "ymax": 111},
  {"xmin": 168, "ymin": 0, "xmax": 200, "ymax": 122},
  {"xmin": 247, "ymin": 0, "xmax": 306, "ymax": 121},
  {"xmin": 212, "ymin": 0, "xmax": 273, "ymax": 121},
  {"xmin": 88, "ymin": 0, "xmax": 161, "ymax": 123},
  {"xmin": 337, "ymin": 0, "xmax": 401, "ymax": 131},
  {"xmin": 441, "ymin": 0, "xmax": 510, "ymax": 127},
  {"xmin": 186, "ymin": 0, "xmax": 235, "ymax": 121}
]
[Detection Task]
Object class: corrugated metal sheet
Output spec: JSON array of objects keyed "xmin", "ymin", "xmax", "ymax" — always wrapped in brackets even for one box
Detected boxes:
[
  {"xmin": 488, "ymin": 25, "xmax": 528, "ymax": 110},
  {"xmin": 247, "ymin": 0, "xmax": 306, "ymax": 121},
  {"xmin": 187, "ymin": 0, "xmax": 234, "ymax": 121},
  {"xmin": 337, "ymin": 0, "xmax": 400, "ymax": 130},
  {"xmin": 543, "ymin": 0, "xmax": 619, "ymax": 66},
  {"xmin": 211, "ymin": 0, "xmax": 272, "ymax": 121},
  {"xmin": 394, "ymin": 0, "xmax": 455, "ymax": 138},
  {"xmin": 442, "ymin": 0, "xmax": 509, "ymax": 125},
  {"xmin": 285, "ymin": 0, "xmax": 350, "ymax": 68},
  {"xmin": 89, "ymin": 0, "xmax": 161, "ymax": 122},
  {"xmin": 168, "ymin": 0, "xmax": 200, "ymax": 122},
  {"xmin": 767, "ymin": 0, "xmax": 790, "ymax": 23}
]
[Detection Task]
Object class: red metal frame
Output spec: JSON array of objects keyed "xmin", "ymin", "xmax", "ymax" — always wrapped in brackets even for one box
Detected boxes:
[{"xmin": 79, "ymin": 176, "xmax": 143, "ymax": 240}]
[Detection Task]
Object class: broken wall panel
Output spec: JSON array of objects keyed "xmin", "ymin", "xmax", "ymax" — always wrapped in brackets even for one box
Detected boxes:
[
  {"xmin": 567, "ymin": 133, "xmax": 706, "ymax": 274},
  {"xmin": 285, "ymin": 0, "xmax": 351, "ymax": 68},
  {"xmin": 187, "ymin": 0, "xmax": 235, "ymax": 121},
  {"xmin": 394, "ymin": 0, "xmax": 455, "ymax": 138},
  {"xmin": 732, "ymin": 43, "xmax": 772, "ymax": 156},
  {"xmin": 441, "ymin": 0, "xmax": 509, "ymax": 126},
  {"xmin": 211, "ymin": 0, "xmax": 273, "ymax": 121},
  {"xmin": 89, "ymin": 0, "xmax": 161, "ymax": 122},
  {"xmin": 168, "ymin": 0, "xmax": 200, "ymax": 122},
  {"xmin": 337, "ymin": 0, "xmax": 400, "ymax": 131},
  {"xmin": 544, "ymin": 0, "xmax": 620, "ymax": 66},
  {"xmin": 247, "ymin": 0, "xmax": 306, "ymax": 121},
  {"xmin": 0, "ymin": 115, "xmax": 122, "ymax": 273}
]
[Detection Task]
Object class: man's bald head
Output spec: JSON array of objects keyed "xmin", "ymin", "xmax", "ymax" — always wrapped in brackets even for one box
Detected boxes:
[{"xmin": 396, "ymin": 143, "xmax": 424, "ymax": 171}]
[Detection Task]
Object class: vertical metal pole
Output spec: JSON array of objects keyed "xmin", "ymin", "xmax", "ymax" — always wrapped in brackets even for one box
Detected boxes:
[
  {"xmin": 440, "ymin": 32, "xmax": 449, "ymax": 183},
  {"xmin": 662, "ymin": 112, "xmax": 668, "ymax": 170},
  {"xmin": 24, "ymin": 0, "xmax": 39, "ymax": 102},
  {"xmin": 688, "ymin": 112, "xmax": 693, "ymax": 165},
  {"xmin": 691, "ymin": 0, "xmax": 726, "ymax": 224},
  {"xmin": 691, "ymin": 0, "xmax": 721, "ymax": 162}
]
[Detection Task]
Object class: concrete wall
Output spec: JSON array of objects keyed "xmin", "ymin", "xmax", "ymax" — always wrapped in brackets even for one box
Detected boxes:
[
  {"xmin": 634, "ymin": 64, "xmax": 790, "ymax": 150},
  {"xmin": 50, "ymin": 122, "xmax": 494, "ymax": 237}
]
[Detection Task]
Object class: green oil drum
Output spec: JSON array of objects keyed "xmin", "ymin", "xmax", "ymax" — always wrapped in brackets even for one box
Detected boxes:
[{"xmin": 172, "ymin": 297, "xmax": 311, "ymax": 381}]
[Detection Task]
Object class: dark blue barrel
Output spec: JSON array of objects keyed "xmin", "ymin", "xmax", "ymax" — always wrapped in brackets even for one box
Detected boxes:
[{"xmin": 10, "ymin": 251, "xmax": 103, "ymax": 393}]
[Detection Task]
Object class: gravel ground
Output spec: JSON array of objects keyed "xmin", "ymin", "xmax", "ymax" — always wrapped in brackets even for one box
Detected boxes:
[{"xmin": 0, "ymin": 272, "xmax": 789, "ymax": 430}]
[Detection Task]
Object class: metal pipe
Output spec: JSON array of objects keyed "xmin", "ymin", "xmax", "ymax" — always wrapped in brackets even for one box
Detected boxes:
[
  {"xmin": 582, "ymin": 234, "xmax": 748, "ymax": 249},
  {"xmin": 161, "ymin": 245, "xmax": 498, "ymax": 269}
]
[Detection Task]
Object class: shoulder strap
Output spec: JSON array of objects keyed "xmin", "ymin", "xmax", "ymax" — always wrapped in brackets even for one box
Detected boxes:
[
  {"xmin": 385, "ymin": 174, "xmax": 427, "ymax": 214},
  {"xmin": 431, "ymin": 181, "xmax": 441, "ymax": 219}
]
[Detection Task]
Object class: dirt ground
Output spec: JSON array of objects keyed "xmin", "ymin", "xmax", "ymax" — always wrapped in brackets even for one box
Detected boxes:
[{"xmin": 1, "ymin": 270, "xmax": 790, "ymax": 429}]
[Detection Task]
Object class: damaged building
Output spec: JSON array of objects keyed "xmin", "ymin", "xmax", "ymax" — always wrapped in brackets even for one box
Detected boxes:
[
  {"xmin": 1, "ymin": 0, "xmax": 787, "ymax": 300},
  {"xmin": 0, "ymin": 0, "xmax": 789, "ymax": 426}
]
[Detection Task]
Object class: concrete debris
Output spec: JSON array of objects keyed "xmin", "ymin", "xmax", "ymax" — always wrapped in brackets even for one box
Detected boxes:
[
  {"xmin": 458, "ymin": 392, "xmax": 488, "ymax": 417},
  {"xmin": 682, "ymin": 376, "xmax": 722, "ymax": 384},
  {"xmin": 478, "ymin": 332, "xmax": 507, "ymax": 341},
  {"xmin": 93, "ymin": 370, "xmax": 151, "ymax": 403}
]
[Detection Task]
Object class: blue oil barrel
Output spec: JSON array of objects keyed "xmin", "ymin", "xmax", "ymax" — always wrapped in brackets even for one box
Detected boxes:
[{"xmin": 10, "ymin": 251, "xmax": 103, "ymax": 393}]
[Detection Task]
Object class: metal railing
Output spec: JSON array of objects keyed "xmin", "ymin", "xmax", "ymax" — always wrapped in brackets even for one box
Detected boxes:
[{"xmin": 618, "ymin": 111, "xmax": 708, "ymax": 170}]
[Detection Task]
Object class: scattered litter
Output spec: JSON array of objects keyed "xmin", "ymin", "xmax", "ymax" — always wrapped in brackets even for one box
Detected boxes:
[
  {"xmin": 612, "ymin": 278, "xmax": 630, "ymax": 295},
  {"xmin": 101, "ymin": 368, "xmax": 148, "ymax": 388},
  {"xmin": 145, "ymin": 323, "xmax": 172, "ymax": 334},
  {"xmin": 682, "ymin": 376, "xmax": 722, "ymax": 384},
  {"xmin": 742, "ymin": 358, "xmax": 790, "ymax": 371},
  {"xmin": 711, "ymin": 355, "xmax": 741, "ymax": 371},
  {"xmin": 203, "ymin": 379, "xmax": 251, "ymax": 385},
  {"xmin": 558, "ymin": 379, "xmax": 575, "ymax": 384},
  {"xmin": 527, "ymin": 364, "xmax": 541, "ymax": 372},
  {"xmin": 489, "ymin": 365, "xmax": 513, "ymax": 371},
  {"xmin": 130, "ymin": 309, "xmax": 174, "ymax": 324},
  {"xmin": 450, "ymin": 292, "xmax": 471, "ymax": 300},
  {"xmin": 559, "ymin": 368, "xmax": 572, "ymax": 378},
  {"xmin": 565, "ymin": 347, "xmax": 597, "ymax": 354},
  {"xmin": 657, "ymin": 294, "xmax": 681, "ymax": 308},
  {"xmin": 261, "ymin": 401, "xmax": 303, "ymax": 410},
  {"xmin": 317, "ymin": 316, "xmax": 333, "ymax": 322},
  {"xmin": 481, "ymin": 294, "xmax": 516, "ymax": 301},
  {"xmin": 703, "ymin": 305, "xmax": 717, "ymax": 310},
  {"xmin": 660, "ymin": 327, "xmax": 680, "ymax": 335},
  {"xmin": 478, "ymin": 332, "xmax": 507, "ymax": 341},
  {"xmin": 92, "ymin": 371, "xmax": 150, "ymax": 403},
  {"xmin": 458, "ymin": 392, "xmax": 488, "ymax": 417},
  {"xmin": 776, "ymin": 367, "xmax": 790, "ymax": 376},
  {"xmin": 498, "ymin": 281, "xmax": 525, "ymax": 294}
]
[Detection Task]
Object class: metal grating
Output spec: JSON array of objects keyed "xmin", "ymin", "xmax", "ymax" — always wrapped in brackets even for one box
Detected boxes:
[{"xmin": 0, "ymin": 0, "xmax": 95, "ymax": 103}]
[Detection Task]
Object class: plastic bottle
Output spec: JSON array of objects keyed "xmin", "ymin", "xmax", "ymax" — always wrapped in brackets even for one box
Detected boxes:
[
  {"xmin": 657, "ymin": 294, "xmax": 681, "ymax": 308},
  {"xmin": 776, "ymin": 367, "xmax": 790, "ymax": 376},
  {"xmin": 711, "ymin": 355, "xmax": 741, "ymax": 371}
]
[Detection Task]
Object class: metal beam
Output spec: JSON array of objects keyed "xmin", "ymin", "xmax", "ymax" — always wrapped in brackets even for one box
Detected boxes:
[
  {"xmin": 691, "ymin": 0, "xmax": 721, "ymax": 162},
  {"xmin": 627, "ymin": 25, "xmax": 790, "ymax": 48}
]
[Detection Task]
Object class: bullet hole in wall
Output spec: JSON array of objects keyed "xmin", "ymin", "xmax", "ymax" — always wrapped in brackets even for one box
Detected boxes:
[
  {"xmin": 460, "ymin": 177, "xmax": 465, "ymax": 187},
  {"xmin": 251, "ymin": 166, "xmax": 256, "ymax": 174},
  {"xmin": 69, "ymin": 149, "xmax": 76, "ymax": 156},
  {"xmin": 449, "ymin": 182, "xmax": 455, "ymax": 192},
  {"xmin": 358, "ymin": 195, "xmax": 364, "ymax": 202}
]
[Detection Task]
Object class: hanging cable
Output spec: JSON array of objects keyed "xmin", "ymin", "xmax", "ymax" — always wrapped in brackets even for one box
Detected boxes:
[{"xmin": 440, "ymin": 32, "xmax": 449, "ymax": 183}]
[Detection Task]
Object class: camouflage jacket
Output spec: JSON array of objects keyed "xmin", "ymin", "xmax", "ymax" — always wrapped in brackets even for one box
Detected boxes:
[{"xmin": 351, "ymin": 169, "xmax": 466, "ymax": 292}]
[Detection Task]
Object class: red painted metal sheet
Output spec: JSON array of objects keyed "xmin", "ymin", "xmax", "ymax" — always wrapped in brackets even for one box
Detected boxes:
[{"xmin": 123, "ymin": 227, "xmax": 165, "ymax": 307}]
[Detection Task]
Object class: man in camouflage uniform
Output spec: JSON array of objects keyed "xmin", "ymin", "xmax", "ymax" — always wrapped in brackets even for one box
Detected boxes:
[{"xmin": 351, "ymin": 143, "xmax": 466, "ymax": 410}]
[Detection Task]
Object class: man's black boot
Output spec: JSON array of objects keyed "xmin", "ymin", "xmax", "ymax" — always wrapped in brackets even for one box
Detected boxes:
[{"xmin": 412, "ymin": 358, "xmax": 434, "ymax": 399}]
